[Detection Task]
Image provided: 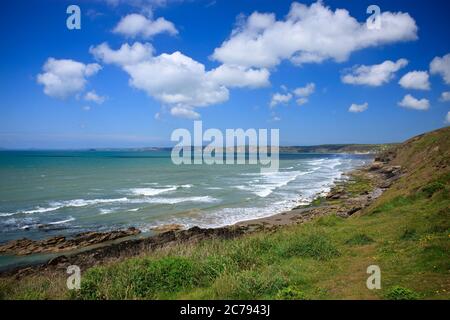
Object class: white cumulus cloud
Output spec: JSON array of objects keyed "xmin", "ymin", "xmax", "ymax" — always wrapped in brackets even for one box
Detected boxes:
[
  {"xmin": 399, "ymin": 71, "xmax": 430, "ymax": 90},
  {"xmin": 293, "ymin": 83, "xmax": 315, "ymax": 97},
  {"xmin": 113, "ymin": 13, "xmax": 178, "ymax": 38},
  {"xmin": 398, "ymin": 94, "xmax": 430, "ymax": 110},
  {"xmin": 37, "ymin": 58, "xmax": 101, "ymax": 99},
  {"xmin": 212, "ymin": 1, "xmax": 417, "ymax": 69},
  {"xmin": 123, "ymin": 51, "xmax": 229, "ymax": 108},
  {"xmin": 91, "ymin": 42, "xmax": 269, "ymax": 118},
  {"xmin": 446, "ymin": 111, "xmax": 450, "ymax": 124},
  {"xmin": 295, "ymin": 97, "xmax": 308, "ymax": 106},
  {"xmin": 349, "ymin": 102, "xmax": 368, "ymax": 113},
  {"xmin": 440, "ymin": 91, "xmax": 450, "ymax": 102},
  {"xmin": 84, "ymin": 90, "xmax": 106, "ymax": 104},
  {"xmin": 90, "ymin": 42, "xmax": 154, "ymax": 66},
  {"xmin": 292, "ymin": 82, "xmax": 315, "ymax": 105},
  {"xmin": 207, "ymin": 64, "xmax": 270, "ymax": 88},
  {"xmin": 430, "ymin": 53, "xmax": 450, "ymax": 84},
  {"xmin": 170, "ymin": 106, "xmax": 200, "ymax": 119},
  {"xmin": 270, "ymin": 83, "xmax": 315, "ymax": 107},
  {"xmin": 270, "ymin": 93, "xmax": 292, "ymax": 108},
  {"xmin": 342, "ymin": 59, "xmax": 408, "ymax": 86}
]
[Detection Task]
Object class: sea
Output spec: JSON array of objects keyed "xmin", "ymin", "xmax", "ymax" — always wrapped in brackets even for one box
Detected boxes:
[{"xmin": 0, "ymin": 150, "xmax": 372, "ymax": 267}]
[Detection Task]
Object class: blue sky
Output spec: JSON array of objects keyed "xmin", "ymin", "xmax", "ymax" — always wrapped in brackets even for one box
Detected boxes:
[{"xmin": 1, "ymin": 0, "xmax": 449, "ymax": 149}]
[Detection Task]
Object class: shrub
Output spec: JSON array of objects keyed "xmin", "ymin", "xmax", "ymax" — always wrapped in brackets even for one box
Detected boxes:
[
  {"xmin": 315, "ymin": 214, "xmax": 341, "ymax": 227},
  {"xmin": 421, "ymin": 182, "xmax": 445, "ymax": 198},
  {"xmin": 310, "ymin": 197, "xmax": 325, "ymax": 207},
  {"xmin": 400, "ymin": 228, "xmax": 417, "ymax": 240},
  {"xmin": 212, "ymin": 270, "xmax": 286, "ymax": 299},
  {"xmin": 372, "ymin": 196, "xmax": 415, "ymax": 214},
  {"xmin": 224, "ymin": 238, "xmax": 270, "ymax": 270},
  {"xmin": 275, "ymin": 286, "xmax": 307, "ymax": 300},
  {"xmin": 280, "ymin": 233, "xmax": 340, "ymax": 261},
  {"xmin": 80, "ymin": 256, "xmax": 204, "ymax": 299},
  {"xmin": 385, "ymin": 286, "xmax": 420, "ymax": 300},
  {"xmin": 128, "ymin": 257, "xmax": 200, "ymax": 297},
  {"xmin": 345, "ymin": 233, "xmax": 374, "ymax": 245},
  {"xmin": 78, "ymin": 267, "xmax": 109, "ymax": 300}
]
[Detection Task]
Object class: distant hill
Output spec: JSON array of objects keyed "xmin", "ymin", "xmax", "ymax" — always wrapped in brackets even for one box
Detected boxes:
[
  {"xmin": 279, "ymin": 143, "xmax": 394, "ymax": 154},
  {"xmin": 122, "ymin": 144, "xmax": 394, "ymax": 154},
  {"xmin": 0, "ymin": 144, "xmax": 394, "ymax": 154}
]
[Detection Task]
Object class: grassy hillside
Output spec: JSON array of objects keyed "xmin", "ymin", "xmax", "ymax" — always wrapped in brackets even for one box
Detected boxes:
[{"xmin": 1, "ymin": 127, "xmax": 449, "ymax": 300}]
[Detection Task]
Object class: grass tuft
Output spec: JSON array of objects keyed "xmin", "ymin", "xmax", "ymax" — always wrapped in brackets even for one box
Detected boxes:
[
  {"xmin": 385, "ymin": 286, "xmax": 420, "ymax": 300},
  {"xmin": 345, "ymin": 234, "xmax": 374, "ymax": 246},
  {"xmin": 279, "ymin": 233, "xmax": 340, "ymax": 261},
  {"xmin": 275, "ymin": 286, "xmax": 308, "ymax": 300}
]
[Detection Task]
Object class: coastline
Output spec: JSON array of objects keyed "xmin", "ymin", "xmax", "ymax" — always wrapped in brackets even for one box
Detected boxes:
[{"xmin": 0, "ymin": 152, "xmax": 403, "ymax": 278}]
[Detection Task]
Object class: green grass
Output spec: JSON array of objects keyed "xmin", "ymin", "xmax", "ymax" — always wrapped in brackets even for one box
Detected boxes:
[
  {"xmin": 399, "ymin": 229, "xmax": 418, "ymax": 241},
  {"xmin": 385, "ymin": 286, "xmax": 420, "ymax": 300},
  {"xmin": 310, "ymin": 197, "xmax": 326, "ymax": 207},
  {"xmin": 3, "ymin": 171, "xmax": 448, "ymax": 300},
  {"xmin": 345, "ymin": 234, "xmax": 374, "ymax": 246},
  {"xmin": 275, "ymin": 286, "xmax": 308, "ymax": 300},
  {"xmin": 73, "ymin": 227, "xmax": 342, "ymax": 299},
  {"xmin": 79, "ymin": 170, "xmax": 450, "ymax": 300},
  {"xmin": 346, "ymin": 175, "xmax": 373, "ymax": 196}
]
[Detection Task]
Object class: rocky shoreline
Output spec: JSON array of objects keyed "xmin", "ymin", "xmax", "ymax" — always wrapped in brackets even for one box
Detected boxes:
[
  {"xmin": 0, "ymin": 152, "xmax": 403, "ymax": 278},
  {"xmin": 0, "ymin": 227, "xmax": 141, "ymax": 256},
  {"xmin": 236, "ymin": 154, "xmax": 402, "ymax": 230}
]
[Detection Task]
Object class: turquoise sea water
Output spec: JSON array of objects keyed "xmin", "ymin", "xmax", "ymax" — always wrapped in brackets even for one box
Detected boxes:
[{"xmin": 0, "ymin": 151, "xmax": 371, "ymax": 245}]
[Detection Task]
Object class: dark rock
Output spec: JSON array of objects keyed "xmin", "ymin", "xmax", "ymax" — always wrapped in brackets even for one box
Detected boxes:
[
  {"xmin": 47, "ymin": 255, "xmax": 69, "ymax": 266},
  {"xmin": 151, "ymin": 224, "xmax": 183, "ymax": 233},
  {"xmin": 375, "ymin": 150, "xmax": 396, "ymax": 163},
  {"xmin": 379, "ymin": 181, "xmax": 392, "ymax": 188},
  {"xmin": 369, "ymin": 161, "xmax": 384, "ymax": 171},
  {"xmin": 336, "ymin": 211, "xmax": 348, "ymax": 218},
  {"xmin": 380, "ymin": 165, "xmax": 402, "ymax": 178},
  {"xmin": 347, "ymin": 207, "xmax": 362, "ymax": 216},
  {"xmin": 0, "ymin": 227, "xmax": 141, "ymax": 256}
]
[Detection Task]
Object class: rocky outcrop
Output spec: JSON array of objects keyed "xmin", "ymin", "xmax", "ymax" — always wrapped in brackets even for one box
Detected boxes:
[
  {"xmin": 322, "ymin": 149, "xmax": 404, "ymax": 219},
  {"xmin": 0, "ymin": 225, "xmax": 248, "ymax": 278},
  {"xmin": 151, "ymin": 224, "xmax": 184, "ymax": 233},
  {"xmin": 0, "ymin": 227, "xmax": 141, "ymax": 256},
  {"xmin": 374, "ymin": 150, "xmax": 396, "ymax": 163}
]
